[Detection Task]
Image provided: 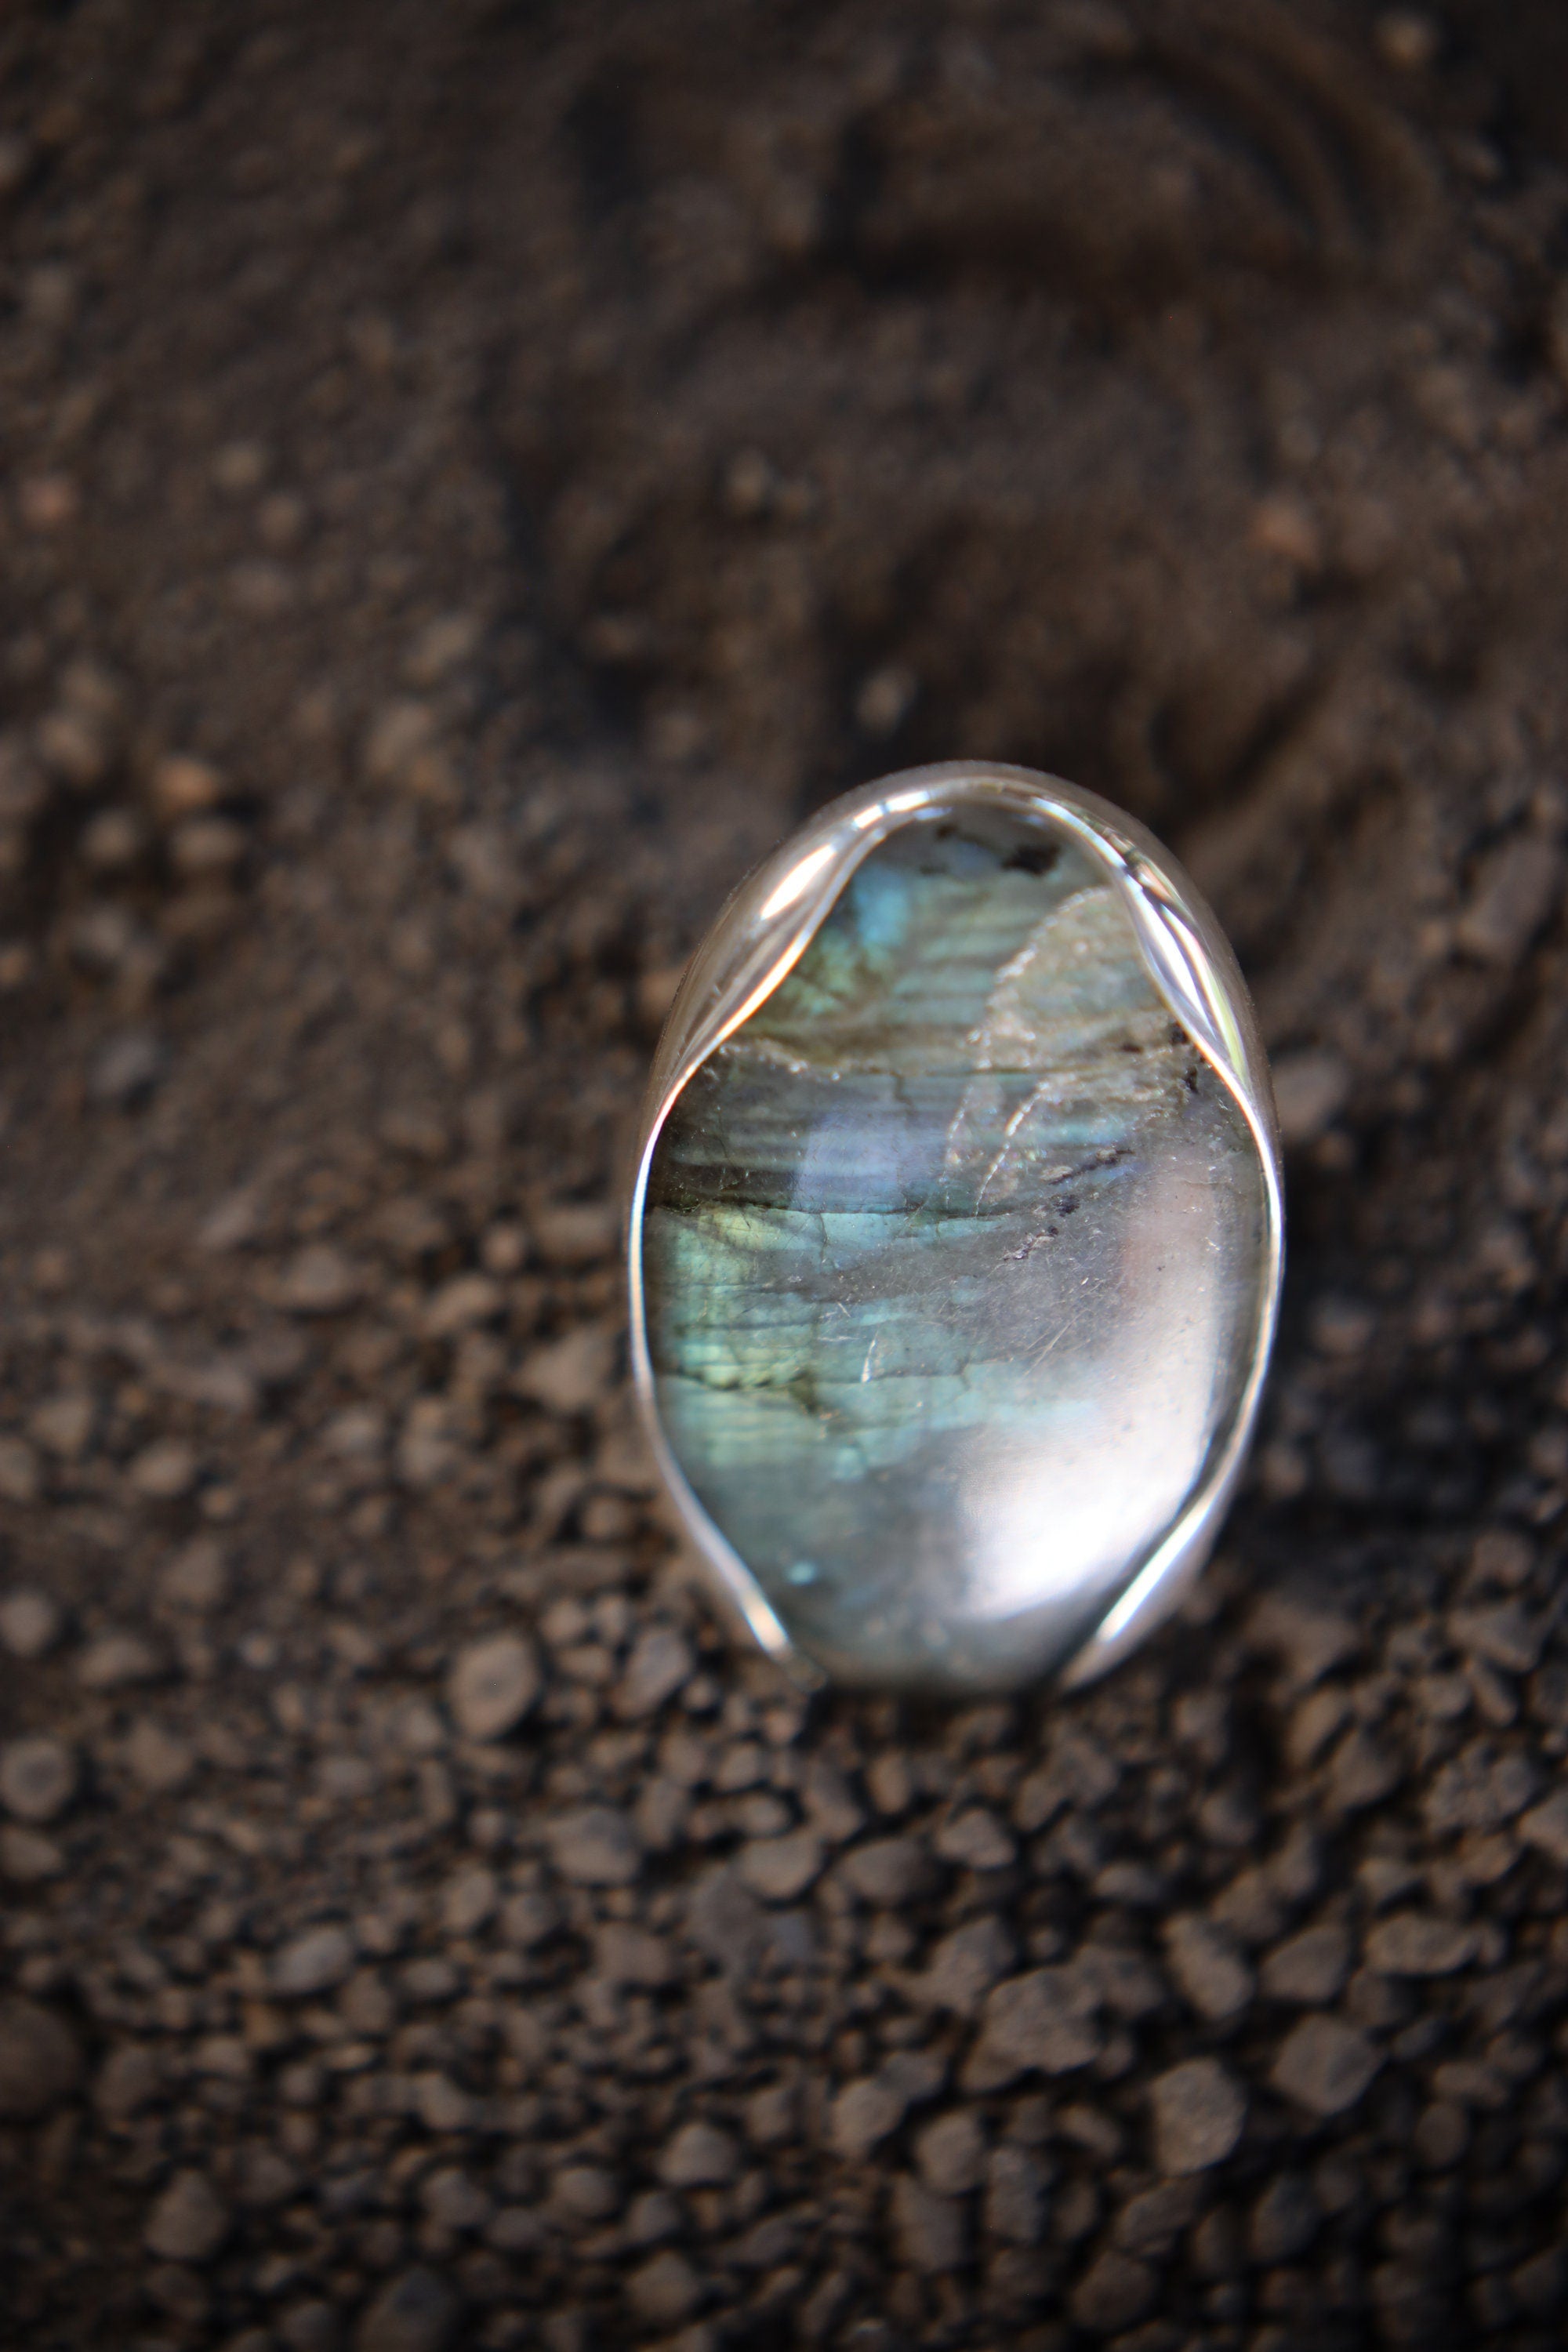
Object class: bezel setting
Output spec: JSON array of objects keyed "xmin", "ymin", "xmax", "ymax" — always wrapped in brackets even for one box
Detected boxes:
[{"xmin": 627, "ymin": 762, "xmax": 1283, "ymax": 1693}]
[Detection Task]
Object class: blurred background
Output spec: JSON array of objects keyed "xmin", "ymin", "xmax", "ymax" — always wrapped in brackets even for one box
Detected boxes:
[{"xmin": 5, "ymin": 3, "xmax": 1568, "ymax": 2347}]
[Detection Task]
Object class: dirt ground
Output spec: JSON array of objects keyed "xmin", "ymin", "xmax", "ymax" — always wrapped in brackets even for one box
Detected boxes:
[{"xmin": 5, "ymin": 2, "xmax": 1568, "ymax": 2346}]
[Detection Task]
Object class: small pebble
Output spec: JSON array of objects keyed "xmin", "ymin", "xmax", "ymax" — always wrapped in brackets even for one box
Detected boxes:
[
  {"xmin": 354, "ymin": 2267, "xmax": 460, "ymax": 2352},
  {"xmin": 626, "ymin": 2249, "xmax": 702, "ymax": 2327},
  {"xmin": 1249, "ymin": 2170, "xmax": 1321, "ymax": 2263},
  {"xmin": 30, "ymin": 1392, "xmax": 96, "ymax": 1458},
  {"xmin": 914, "ymin": 2109, "xmax": 986, "ymax": 2196},
  {"xmin": 77, "ymin": 1632, "xmax": 162, "ymax": 1690},
  {"xmin": 512, "ymin": 1324, "xmax": 616, "ymax": 1416},
  {"xmin": 421, "ymin": 1272, "xmax": 503, "ymax": 1338},
  {"xmin": 1244, "ymin": 1595, "xmax": 1359, "ymax": 1689},
  {"xmin": 1449, "ymin": 1601, "xmax": 1543, "ymax": 1675},
  {"xmin": 280, "ymin": 2302, "xmax": 340, "ymax": 2352},
  {"xmin": 1113, "ymin": 2178, "xmax": 1202, "ymax": 2259},
  {"xmin": 1520, "ymin": 1788, "xmax": 1568, "ymax": 1864},
  {"xmin": 546, "ymin": 1805, "xmax": 642, "ymax": 1886},
  {"xmin": 0, "ymin": 1589, "xmax": 64, "ymax": 1659},
  {"xmin": 275, "ymin": 1244, "xmax": 361, "ymax": 1315},
  {"xmin": 1, "ymin": 1825, "xmax": 64, "ymax": 1881},
  {"xmin": 1271, "ymin": 2015, "xmax": 1382, "ymax": 2117},
  {"xmin": 838, "ymin": 1836, "xmax": 935, "ymax": 1906},
  {"xmin": 1163, "ymin": 1913, "xmax": 1255, "ymax": 2021},
  {"xmin": 1069, "ymin": 2249, "xmax": 1157, "ymax": 2332},
  {"xmin": 531, "ymin": 1200, "xmax": 617, "ymax": 1267},
  {"xmin": 1260, "ymin": 1922, "xmax": 1352, "ymax": 2005},
  {"xmin": 0, "ymin": 1435, "xmax": 42, "ymax": 1504},
  {"xmin": 891, "ymin": 2171, "xmax": 965, "ymax": 2273},
  {"xmin": 150, "ymin": 753, "xmax": 225, "ymax": 818},
  {"xmin": 1363, "ymin": 1911, "xmax": 1479, "ymax": 1976},
  {"xmin": 829, "ymin": 2074, "xmax": 909, "ymax": 2161},
  {"xmin": 158, "ymin": 1538, "xmax": 230, "ymax": 1613},
  {"xmin": 1376, "ymin": 9, "xmax": 1440, "ymax": 71},
  {"xmin": 419, "ymin": 2166, "xmax": 492, "ymax": 2231},
  {"xmin": 447, "ymin": 1633, "xmax": 541, "ymax": 1741},
  {"xmin": 966, "ymin": 1967, "xmax": 1102, "ymax": 2089},
  {"xmin": 659, "ymin": 2119, "xmax": 738, "ymax": 2188},
  {"xmin": 1149, "ymin": 2057, "xmax": 1246, "ymax": 2174},
  {"xmin": 143, "ymin": 2169, "xmax": 231, "ymax": 2263},
  {"xmin": 917, "ymin": 1916, "xmax": 1015, "ymax": 2015},
  {"xmin": 932, "ymin": 1806, "xmax": 1016, "ymax": 1870},
  {"xmin": 613, "ymin": 1624, "xmax": 693, "ymax": 1720},
  {"xmin": 1271, "ymin": 1048, "xmax": 1351, "ymax": 1147},
  {"xmin": 550, "ymin": 2162, "xmax": 621, "ymax": 2223},
  {"xmin": 739, "ymin": 1828, "xmax": 823, "ymax": 1902},
  {"xmin": 985, "ymin": 2143, "xmax": 1048, "ymax": 2244},
  {"xmin": 129, "ymin": 1438, "xmax": 200, "ymax": 1501},
  {"xmin": 89, "ymin": 1029, "xmax": 167, "ymax": 1108},
  {"xmin": 125, "ymin": 1717, "xmax": 195, "ymax": 1794},
  {"xmin": 272, "ymin": 1925, "xmax": 357, "ymax": 1999},
  {"xmin": 0, "ymin": 1736, "xmax": 78, "ymax": 1824},
  {"xmin": 0, "ymin": 1997, "xmax": 82, "ymax": 2118}
]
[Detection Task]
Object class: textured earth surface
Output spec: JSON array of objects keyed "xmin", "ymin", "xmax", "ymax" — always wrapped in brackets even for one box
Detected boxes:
[{"xmin": 6, "ymin": 3, "xmax": 1568, "ymax": 2347}]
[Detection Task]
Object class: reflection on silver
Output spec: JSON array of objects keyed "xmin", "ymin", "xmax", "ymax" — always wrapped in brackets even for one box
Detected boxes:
[{"xmin": 626, "ymin": 762, "xmax": 1283, "ymax": 1693}]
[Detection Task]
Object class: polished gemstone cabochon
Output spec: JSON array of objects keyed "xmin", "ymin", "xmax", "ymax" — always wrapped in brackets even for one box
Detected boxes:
[{"xmin": 640, "ymin": 805, "xmax": 1272, "ymax": 1693}]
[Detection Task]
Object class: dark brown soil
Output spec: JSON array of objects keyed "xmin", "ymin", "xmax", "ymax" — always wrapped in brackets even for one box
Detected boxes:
[{"xmin": 4, "ymin": 3, "xmax": 1568, "ymax": 2347}]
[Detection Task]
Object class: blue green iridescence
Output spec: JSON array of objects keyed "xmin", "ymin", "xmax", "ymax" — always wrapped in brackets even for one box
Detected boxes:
[{"xmin": 642, "ymin": 816, "xmax": 1269, "ymax": 1692}]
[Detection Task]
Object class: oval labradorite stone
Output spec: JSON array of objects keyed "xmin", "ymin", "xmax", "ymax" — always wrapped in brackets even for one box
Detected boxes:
[{"xmin": 641, "ymin": 812, "xmax": 1269, "ymax": 1691}]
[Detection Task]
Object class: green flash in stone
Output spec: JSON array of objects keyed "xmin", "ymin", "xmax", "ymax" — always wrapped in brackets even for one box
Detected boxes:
[{"xmin": 641, "ymin": 811, "xmax": 1270, "ymax": 1692}]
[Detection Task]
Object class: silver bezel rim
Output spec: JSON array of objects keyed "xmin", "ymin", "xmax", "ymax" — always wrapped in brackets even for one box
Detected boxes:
[{"xmin": 626, "ymin": 761, "xmax": 1284, "ymax": 1693}]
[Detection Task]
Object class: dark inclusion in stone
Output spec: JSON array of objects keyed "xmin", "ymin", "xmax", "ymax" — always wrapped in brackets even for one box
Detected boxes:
[{"xmin": 642, "ymin": 814, "xmax": 1269, "ymax": 1692}]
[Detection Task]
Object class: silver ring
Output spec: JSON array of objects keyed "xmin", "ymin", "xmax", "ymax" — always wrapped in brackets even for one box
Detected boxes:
[{"xmin": 627, "ymin": 763, "xmax": 1283, "ymax": 1695}]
